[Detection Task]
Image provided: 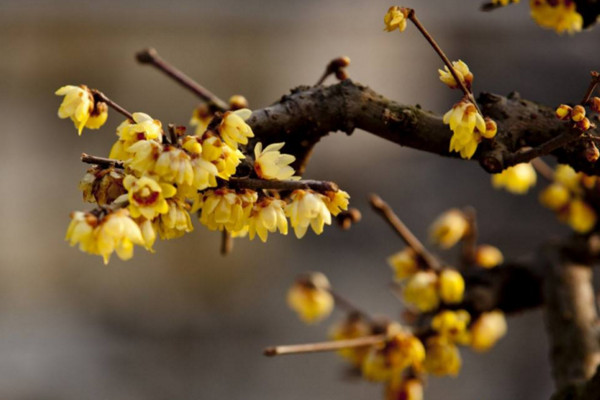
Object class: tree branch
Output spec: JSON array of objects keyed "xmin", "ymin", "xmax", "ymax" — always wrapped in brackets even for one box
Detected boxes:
[{"xmin": 247, "ymin": 80, "xmax": 600, "ymax": 175}]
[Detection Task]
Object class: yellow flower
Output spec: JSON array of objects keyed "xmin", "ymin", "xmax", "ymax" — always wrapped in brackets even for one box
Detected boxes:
[
  {"xmin": 385, "ymin": 379, "xmax": 423, "ymax": 400},
  {"xmin": 137, "ymin": 218, "xmax": 156, "ymax": 251},
  {"xmin": 190, "ymin": 156, "xmax": 219, "ymax": 191},
  {"xmin": 444, "ymin": 99, "xmax": 486, "ymax": 159},
  {"xmin": 253, "ymin": 142, "xmax": 297, "ymax": 180},
  {"xmin": 219, "ymin": 108, "xmax": 254, "ymax": 148},
  {"xmin": 123, "ymin": 175, "xmax": 176, "ymax": 220},
  {"xmin": 287, "ymin": 272, "xmax": 334, "ymax": 323},
  {"xmin": 285, "ymin": 190, "xmax": 332, "ymax": 238},
  {"xmin": 431, "ymin": 310, "xmax": 471, "ymax": 343},
  {"xmin": 247, "ymin": 197, "xmax": 288, "ymax": 242},
  {"xmin": 322, "ymin": 190, "xmax": 350, "ymax": 216},
  {"xmin": 438, "ymin": 60, "xmax": 473, "ymax": 90},
  {"xmin": 403, "ymin": 271, "xmax": 440, "ymax": 312},
  {"xmin": 470, "ymin": 310, "xmax": 507, "ymax": 352},
  {"xmin": 438, "ymin": 269, "xmax": 465, "ymax": 304},
  {"xmin": 492, "ymin": 163, "xmax": 537, "ymax": 194},
  {"xmin": 201, "ymin": 134, "xmax": 244, "ymax": 180},
  {"xmin": 155, "ymin": 198, "xmax": 194, "ymax": 240},
  {"xmin": 200, "ymin": 189, "xmax": 257, "ymax": 232},
  {"xmin": 567, "ymin": 199, "xmax": 596, "ymax": 233},
  {"xmin": 530, "ymin": 0, "xmax": 583, "ymax": 34},
  {"xmin": 329, "ymin": 315, "xmax": 371, "ymax": 365},
  {"xmin": 539, "ymin": 182, "xmax": 571, "ymax": 210},
  {"xmin": 429, "ymin": 209, "xmax": 468, "ymax": 249},
  {"xmin": 154, "ymin": 146, "xmax": 194, "ymax": 186},
  {"xmin": 387, "ymin": 248, "xmax": 419, "ymax": 282},
  {"xmin": 181, "ymin": 136, "xmax": 202, "ymax": 155},
  {"xmin": 94, "ymin": 209, "xmax": 145, "ymax": 264},
  {"xmin": 125, "ymin": 140, "xmax": 162, "ymax": 175},
  {"xmin": 56, "ymin": 85, "xmax": 107, "ymax": 135},
  {"xmin": 481, "ymin": 117, "xmax": 498, "ymax": 139},
  {"xmin": 424, "ymin": 336, "xmax": 461, "ymax": 376},
  {"xmin": 362, "ymin": 333, "xmax": 425, "ymax": 381},
  {"xmin": 383, "ymin": 6, "xmax": 409, "ymax": 32},
  {"xmin": 475, "ymin": 244, "xmax": 504, "ymax": 268},
  {"xmin": 110, "ymin": 112, "xmax": 163, "ymax": 160},
  {"xmin": 190, "ymin": 103, "xmax": 213, "ymax": 136},
  {"xmin": 554, "ymin": 164, "xmax": 581, "ymax": 193},
  {"xmin": 65, "ymin": 211, "xmax": 98, "ymax": 254}
]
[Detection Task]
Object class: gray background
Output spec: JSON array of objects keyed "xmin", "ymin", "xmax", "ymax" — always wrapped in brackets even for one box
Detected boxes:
[{"xmin": 0, "ymin": 0, "xmax": 598, "ymax": 398}]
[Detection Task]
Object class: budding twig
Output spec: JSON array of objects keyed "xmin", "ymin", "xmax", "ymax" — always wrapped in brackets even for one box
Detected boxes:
[
  {"xmin": 369, "ymin": 194, "xmax": 442, "ymax": 270},
  {"xmin": 81, "ymin": 153, "xmax": 124, "ymax": 169},
  {"xmin": 315, "ymin": 56, "xmax": 351, "ymax": 86},
  {"xmin": 263, "ymin": 334, "xmax": 386, "ymax": 357},
  {"xmin": 506, "ymin": 129, "xmax": 583, "ymax": 166},
  {"xmin": 91, "ymin": 89, "xmax": 134, "ymax": 121},
  {"xmin": 136, "ymin": 48, "xmax": 229, "ymax": 111},
  {"xmin": 406, "ymin": 9, "xmax": 481, "ymax": 113}
]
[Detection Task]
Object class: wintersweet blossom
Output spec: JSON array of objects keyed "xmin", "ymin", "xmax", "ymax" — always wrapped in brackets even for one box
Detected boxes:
[
  {"xmin": 385, "ymin": 379, "xmax": 423, "ymax": 400},
  {"xmin": 247, "ymin": 197, "xmax": 288, "ymax": 242},
  {"xmin": 65, "ymin": 211, "xmax": 97, "ymax": 254},
  {"xmin": 438, "ymin": 60, "xmax": 473, "ymax": 90},
  {"xmin": 387, "ymin": 248, "xmax": 419, "ymax": 281},
  {"xmin": 429, "ymin": 209, "xmax": 468, "ymax": 249},
  {"xmin": 201, "ymin": 134, "xmax": 244, "ymax": 180},
  {"xmin": 530, "ymin": 0, "xmax": 583, "ymax": 34},
  {"xmin": 438, "ymin": 269, "xmax": 465, "ymax": 304},
  {"xmin": 125, "ymin": 140, "xmax": 162, "ymax": 175},
  {"xmin": 403, "ymin": 271, "xmax": 440, "ymax": 312},
  {"xmin": 199, "ymin": 189, "xmax": 257, "ymax": 232},
  {"xmin": 362, "ymin": 333, "xmax": 425, "ymax": 381},
  {"xmin": 287, "ymin": 272, "xmax": 334, "ymax": 323},
  {"xmin": 154, "ymin": 146, "xmax": 194, "ymax": 186},
  {"xmin": 475, "ymin": 245, "xmax": 504, "ymax": 268},
  {"xmin": 253, "ymin": 142, "xmax": 297, "ymax": 180},
  {"xmin": 443, "ymin": 99, "xmax": 487, "ymax": 159},
  {"xmin": 470, "ymin": 311, "xmax": 508, "ymax": 352},
  {"xmin": 94, "ymin": 209, "xmax": 145, "ymax": 264},
  {"xmin": 123, "ymin": 175, "xmax": 176, "ymax": 220},
  {"xmin": 383, "ymin": 6, "xmax": 409, "ymax": 32},
  {"xmin": 219, "ymin": 108, "xmax": 255, "ymax": 148},
  {"xmin": 155, "ymin": 198, "xmax": 194, "ymax": 240},
  {"xmin": 423, "ymin": 336, "xmax": 462, "ymax": 376},
  {"xmin": 322, "ymin": 190, "xmax": 350, "ymax": 216},
  {"xmin": 285, "ymin": 190, "xmax": 332, "ymax": 238},
  {"xmin": 56, "ymin": 85, "xmax": 107, "ymax": 134},
  {"xmin": 491, "ymin": 163, "xmax": 537, "ymax": 194},
  {"xmin": 431, "ymin": 310, "xmax": 471, "ymax": 343},
  {"xmin": 329, "ymin": 315, "xmax": 371, "ymax": 365},
  {"xmin": 110, "ymin": 113, "xmax": 163, "ymax": 160}
]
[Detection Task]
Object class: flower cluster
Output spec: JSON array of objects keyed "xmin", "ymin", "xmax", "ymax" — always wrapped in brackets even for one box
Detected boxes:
[
  {"xmin": 58, "ymin": 85, "xmax": 350, "ymax": 262},
  {"xmin": 530, "ymin": 0, "xmax": 583, "ymax": 34},
  {"xmin": 556, "ymin": 103, "xmax": 595, "ymax": 132},
  {"xmin": 539, "ymin": 164, "xmax": 598, "ymax": 233}
]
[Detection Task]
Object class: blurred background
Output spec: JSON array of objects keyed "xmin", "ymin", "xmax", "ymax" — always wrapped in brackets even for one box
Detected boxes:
[{"xmin": 0, "ymin": 0, "xmax": 598, "ymax": 398}]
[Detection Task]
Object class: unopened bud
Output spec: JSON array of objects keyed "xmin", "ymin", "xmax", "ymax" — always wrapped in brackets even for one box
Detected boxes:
[
  {"xmin": 555, "ymin": 104, "xmax": 572, "ymax": 120},
  {"xmin": 590, "ymin": 97, "xmax": 600, "ymax": 113},
  {"xmin": 577, "ymin": 117, "xmax": 591, "ymax": 131},
  {"xmin": 480, "ymin": 117, "xmax": 497, "ymax": 139},
  {"xmin": 572, "ymin": 105, "xmax": 586, "ymax": 122},
  {"xmin": 228, "ymin": 95, "xmax": 248, "ymax": 110}
]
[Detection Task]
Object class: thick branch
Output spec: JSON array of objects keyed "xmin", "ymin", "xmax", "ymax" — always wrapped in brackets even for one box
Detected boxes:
[
  {"xmin": 543, "ymin": 245, "xmax": 600, "ymax": 389},
  {"xmin": 247, "ymin": 80, "xmax": 600, "ymax": 175}
]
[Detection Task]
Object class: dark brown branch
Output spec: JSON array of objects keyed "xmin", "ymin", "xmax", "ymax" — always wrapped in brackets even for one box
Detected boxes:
[
  {"xmin": 245, "ymin": 81, "xmax": 600, "ymax": 175},
  {"xmin": 81, "ymin": 153, "xmax": 124, "ymax": 169},
  {"xmin": 581, "ymin": 71, "xmax": 600, "ymax": 106},
  {"xmin": 227, "ymin": 177, "xmax": 338, "ymax": 193},
  {"xmin": 369, "ymin": 194, "xmax": 442, "ymax": 271},
  {"xmin": 543, "ymin": 245, "xmax": 600, "ymax": 388},
  {"xmin": 136, "ymin": 48, "xmax": 229, "ymax": 111},
  {"xmin": 91, "ymin": 90, "xmax": 133, "ymax": 121}
]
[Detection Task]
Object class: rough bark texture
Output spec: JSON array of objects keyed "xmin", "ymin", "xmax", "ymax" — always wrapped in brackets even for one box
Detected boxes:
[{"xmin": 247, "ymin": 80, "xmax": 599, "ymax": 175}]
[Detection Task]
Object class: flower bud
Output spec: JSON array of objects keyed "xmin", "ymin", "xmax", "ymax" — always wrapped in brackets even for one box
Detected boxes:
[
  {"xmin": 470, "ymin": 311, "xmax": 507, "ymax": 352},
  {"xmin": 555, "ymin": 104, "xmax": 572, "ymax": 120},
  {"xmin": 228, "ymin": 95, "xmax": 248, "ymax": 110},
  {"xmin": 387, "ymin": 248, "xmax": 419, "ymax": 281},
  {"xmin": 480, "ymin": 117, "xmax": 497, "ymax": 139},
  {"xmin": 287, "ymin": 272, "xmax": 334, "ymax": 324},
  {"xmin": 590, "ymin": 97, "xmax": 600, "ymax": 113},
  {"xmin": 403, "ymin": 271, "xmax": 440, "ymax": 312},
  {"xmin": 571, "ymin": 105, "xmax": 586, "ymax": 122},
  {"xmin": 429, "ymin": 209, "xmax": 468, "ymax": 249},
  {"xmin": 474, "ymin": 244, "xmax": 504, "ymax": 268},
  {"xmin": 438, "ymin": 269, "xmax": 465, "ymax": 304}
]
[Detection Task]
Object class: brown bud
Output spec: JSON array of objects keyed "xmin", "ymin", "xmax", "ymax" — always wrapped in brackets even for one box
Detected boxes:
[
  {"xmin": 590, "ymin": 97, "xmax": 600, "ymax": 113},
  {"xmin": 577, "ymin": 117, "xmax": 592, "ymax": 131},
  {"xmin": 572, "ymin": 105, "xmax": 586, "ymax": 122},
  {"xmin": 555, "ymin": 104, "xmax": 572, "ymax": 120}
]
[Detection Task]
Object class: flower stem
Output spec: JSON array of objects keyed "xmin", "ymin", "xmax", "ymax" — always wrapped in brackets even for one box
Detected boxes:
[
  {"xmin": 91, "ymin": 90, "xmax": 133, "ymax": 121},
  {"xmin": 369, "ymin": 194, "xmax": 442, "ymax": 270},
  {"xmin": 136, "ymin": 48, "xmax": 229, "ymax": 111}
]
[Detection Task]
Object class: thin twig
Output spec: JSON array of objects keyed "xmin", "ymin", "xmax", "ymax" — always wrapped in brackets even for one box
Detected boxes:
[
  {"xmin": 507, "ymin": 129, "xmax": 583, "ymax": 166},
  {"xmin": 228, "ymin": 177, "xmax": 338, "ymax": 193},
  {"xmin": 81, "ymin": 153, "xmax": 124, "ymax": 169},
  {"xmin": 328, "ymin": 289, "xmax": 373, "ymax": 323},
  {"xmin": 406, "ymin": 10, "xmax": 481, "ymax": 113},
  {"xmin": 531, "ymin": 158, "xmax": 555, "ymax": 182},
  {"xmin": 264, "ymin": 334, "xmax": 386, "ymax": 357},
  {"xmin": 136, "ymin": 48, "xmax": 229, "ymax": 111},
  {"xmin": 581, "ymin": 71, "xmax": 600, "ymax": 106},
  {"xmin": 221, "ymin": 230, "xmax": 233, "ymax": 255},
  {"xmin": 315, "ymin": 56, "xmax": 351, "ymax": 86},
  {"xmin": 91, "ymin": 90, "xmax": 133, "ymax": 121},
  {"xmin": 369, "ymin": 194, "xmax": 441, "ymax": 270}
]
